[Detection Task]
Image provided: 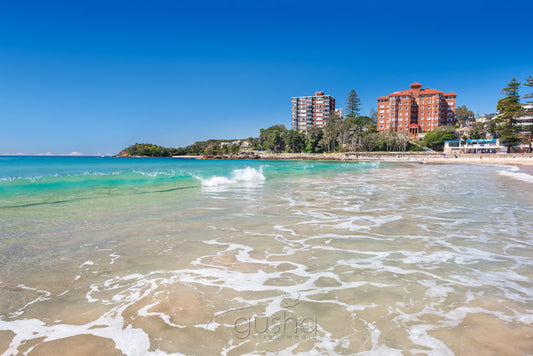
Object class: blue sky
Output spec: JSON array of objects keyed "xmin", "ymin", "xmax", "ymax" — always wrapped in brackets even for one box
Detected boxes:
[{"xmin": 1, "ymin": 0, "xmax": 532, "ymax": 155}]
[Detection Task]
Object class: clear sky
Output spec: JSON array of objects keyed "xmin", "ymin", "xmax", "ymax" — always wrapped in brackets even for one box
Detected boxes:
[{"xmin": 1, "ymin": 0, "xmax": 532, "ymax": 155}]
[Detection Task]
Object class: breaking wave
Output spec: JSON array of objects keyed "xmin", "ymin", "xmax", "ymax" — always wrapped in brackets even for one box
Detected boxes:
[
  {"xmin": 196, "ymin": 167, "xmax": 266, "ymax": 187},
  {"xmin": 498, "ymin": 166, "xmax": 533, "ymax": 183}
]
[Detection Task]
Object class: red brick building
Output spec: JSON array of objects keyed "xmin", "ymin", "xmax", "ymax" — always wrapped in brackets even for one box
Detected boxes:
[
  {"xmin": 377, "ymin": 82, "xmax": 456, "ymax": 137},
  {"xmin": 291, "ymin": 91, "xmax": 336, "ymax": 131}
]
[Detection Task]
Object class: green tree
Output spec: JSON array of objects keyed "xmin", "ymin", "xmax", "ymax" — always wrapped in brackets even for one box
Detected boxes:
[
  {"xmin": 455, "ymin": 105, "xmax": 475, "ymax": 127},
  {"xmin": 345, "ymin": 89, "xmax": 361, "ymax": 119},
  {"xmin": 354, "ymin": 116, "xmax": 374, "ymax": 132},
  {"xmin": 336, "ymin": 115, "xmax": 374, "ymax": 151},
  {"xmin": 204, "ymin": 144, "xmax": 218, "ymax": 156},
  {"xmin": 496, "ymin": 78, "xmax": 523, "ymax": 152},
  {"xmin": 119, "ymin": 143, "xmax": 172, "ymax": 157},
  {"xmin": 322, "ymin": 111, "xmax": 343, "ymax": 152},
  {"xmin": 304, "ymin": 126, "xmax": 323, "ymax": 153},
  {"xmin": 368, "ymin": 107, "xmax": 378, "ymax": 131},
  {"xmin": 523, "ymin": 75, "xmax": 533, "ymax": 151},
  {"xmin": 259, "ymin": 125, "xmax": 287, "ymax": 151},
  {"xmin": 423, "ymin": 127, "xmax": 457, "ymax": 151},
  {"xmin": 229, "ymin": 143, "xmax": 241, "ymax": 154},
  {"xmin": 283, "ymin": 130, "xmax": 306, "ymax": 153},
  {"xmin": 338, "ymin": 117, "xmax": 357, "ymax": 149},
  {"xmin": 266, "ymin": 129, "xmax": 285, "ymax": 152},
  {"xmin": 468, "ymin": 122, "xmax": 487, "ymax": 140}
]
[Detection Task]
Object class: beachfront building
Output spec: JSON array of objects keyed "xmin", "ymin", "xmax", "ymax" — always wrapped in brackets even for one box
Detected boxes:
[
  {"xmin": 443, "ymin": 139, "xmax": 506, "ymax": 154},
  {"xmin": 335, "ymin": 108, "xmax": 344, "ymax": 119},
  {"xmin": 517, "ymin": 104, "xmax": 533, "ymax": 152},
  {"xmin": 291, "ymin": 91, "xmax": 336, "ymax": 131},
  {"xmin": 377, "ymin": 82, "xmax": 457, "ymax": 137},
  {"xmin": 479, "ymin": 105, "xmax": 533, "ymax": 153},
  {"xmin": 475, "ymin": 113, "xmax": 497, "ymax": 124}
]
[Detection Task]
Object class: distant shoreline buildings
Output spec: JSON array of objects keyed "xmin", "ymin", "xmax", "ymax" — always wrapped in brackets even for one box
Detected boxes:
[
  {"xmin": 291, "ymin": 91, "xmax": 336, "ymax": 131},
  {"xmin": 377, "ymin": 82, "xmax": 456, "ymax": 137},
  {"xmin": 289, "ymin": 84, "xmax": 458, "ymax": 136}
]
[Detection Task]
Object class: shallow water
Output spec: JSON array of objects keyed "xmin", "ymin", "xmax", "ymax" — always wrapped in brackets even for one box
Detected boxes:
[{"xmin": 0, "ymin": 157, "xmax": 532, "ymax": 355}]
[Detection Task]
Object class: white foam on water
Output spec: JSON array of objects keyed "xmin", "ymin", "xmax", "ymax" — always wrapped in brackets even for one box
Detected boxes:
[
  {"xmin": 2, "ymin": 162, "xmax": 533, "ymax": 354},
  {"xmin": 109, "ymin": 252, "xmax": 120, "ymax": 264},
  {"xmin": 2, "ymin": 232, "xmax": 532, "ymax": 355},
  {"xmin": 79, "ymin": 260, "xmax": 94, "ymax": 268},
  {"xmin": 7, "ymin": 285, "xmax": 53, "ymax": 318},
  {"xmin": 196, "ymin": 167, "xmax": 265, "ymax": 188},
  {"xmin": 497, "ymin": 166, "xmax": 533, "ymax": 183},
  {"xmin": 0, "ymin": 234, "xmax": 404, "ymax": 354}
]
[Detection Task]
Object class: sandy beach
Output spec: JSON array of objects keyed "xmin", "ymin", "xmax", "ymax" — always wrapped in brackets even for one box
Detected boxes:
[
  {"xmin": 417, "ymin": 155, "xmax": 533, "ymax": 166},
  {"xmin": 205, "ymin": 151, "xmax": 533, "ymax": 166}
]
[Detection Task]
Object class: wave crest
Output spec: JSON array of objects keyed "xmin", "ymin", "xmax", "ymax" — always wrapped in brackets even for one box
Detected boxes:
[
  {"xmin": 498, "ymin": 168, "xmax": 533, "ymax": 183},
  {"xmin": 198, "ymin": 167, "xmax": 265, "ymax": 188}
]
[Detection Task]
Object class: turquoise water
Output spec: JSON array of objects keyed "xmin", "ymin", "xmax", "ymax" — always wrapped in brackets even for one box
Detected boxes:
[
  {"xmin": 0, "ymin": 157, "xmax": 532, "ymax": 355},
  {"xmin": 0, "ymin": 157, "xmax": 375, "ymax": 208}
]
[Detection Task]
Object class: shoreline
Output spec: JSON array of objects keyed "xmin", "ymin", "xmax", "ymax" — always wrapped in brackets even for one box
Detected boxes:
[{"xmin": 193, "ymin": 152, "xmax": 533, "ymax": 166}]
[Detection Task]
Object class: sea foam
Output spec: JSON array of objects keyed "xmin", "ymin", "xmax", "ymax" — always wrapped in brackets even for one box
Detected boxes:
[
  {"xmin": 197, "ymin": 167, "xmax": 265, "ymax": 188},
  {"xmin": 497, "ymin": 167, "xmax": 533, "ymax": 183}
]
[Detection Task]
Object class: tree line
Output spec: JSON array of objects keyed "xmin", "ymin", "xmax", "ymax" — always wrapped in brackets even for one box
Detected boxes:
[
  {"xmin": 173, "ymin": 90, "xmax": 428, "ymax": 155},
  {"xmin": 118, "ymin": 79, "xmax": 533, "ymax": 157},
  {"xmin": 119, "ymin": 140, "xmax": 243, "ymax": 157},
  {"xmin": 463, "ymin": 76, "xmax": 533, "ymax": 152}
]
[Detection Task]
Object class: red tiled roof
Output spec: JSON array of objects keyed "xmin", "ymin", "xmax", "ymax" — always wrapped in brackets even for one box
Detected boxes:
[
  {"xmin": 420, "ymin": 89, "xmax": 443, "ymax": 94},
  {"xmin": 410, "ymin": 82, "xmax": 422, "ymax": 87},
  {"xmin": 390, "ymin": 90, "xmax": 412, "ymax": 96},
  {"xmin": 377, "ymin": 86, "xmax": 456, "ymax": 101}
]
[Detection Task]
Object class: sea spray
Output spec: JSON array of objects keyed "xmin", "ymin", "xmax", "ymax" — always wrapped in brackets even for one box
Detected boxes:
[{"xmin": 197, "ymin": 167, "xmax": 266, "ymax": 187}]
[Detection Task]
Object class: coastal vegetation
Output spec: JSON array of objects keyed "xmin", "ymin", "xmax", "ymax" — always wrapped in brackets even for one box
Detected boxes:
[
  {"xmin": 496, "ymin": 78, "xmax": 523, "ymax": 152},
  {"xmin": 521, "ymin": 76, "xmax": 533, "ymax": 151},
  {"xmin": 118, "ymin": 143, "xmax": 172, "ymax": 157},
  {"xmin": 251, "ymin": 122, "xmax": 422, "ymax": 153},
  {"xmin": 422, "ymin": 127, "xmax": 456, "ymax": 151},
  {"xmin": 469, "ymin": 76, "xmax": 533, "ymax": 151},
  {"xmin": 117, "ymin": 77, "xmax": 533, "ymax": 157},
  {"xmin": 455, "ymin": 105, "xmax": 475, "ymax": 127}
]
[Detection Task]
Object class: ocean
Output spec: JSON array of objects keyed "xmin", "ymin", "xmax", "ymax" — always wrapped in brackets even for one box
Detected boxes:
[{"xmin": 0, "ymin": 156, "xmax": 532, "ymax": 355}]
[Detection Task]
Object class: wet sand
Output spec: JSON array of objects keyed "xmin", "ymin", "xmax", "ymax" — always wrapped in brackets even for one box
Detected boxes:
[{"xmin": 1, "ymin": 159, "xmax": 532, "ymax": 355}]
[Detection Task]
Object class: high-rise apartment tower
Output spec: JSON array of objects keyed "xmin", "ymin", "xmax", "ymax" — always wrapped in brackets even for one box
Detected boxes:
[
  {"xmin": 377, "ymin": 82, "xmax": 456, "ymax": 137},
  {"xmin": 291, "ymin": 91, "xmax": 336, "ymax": 131}
]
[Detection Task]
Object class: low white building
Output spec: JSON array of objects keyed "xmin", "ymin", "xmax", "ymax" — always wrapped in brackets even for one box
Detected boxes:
[
  {"xmin": 517, "ymin": 104, "xmax": 532, "ymax": 135},
  {"xmin": 444, "ymin": 139, "xmax": 506, "ymax": 154}
]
